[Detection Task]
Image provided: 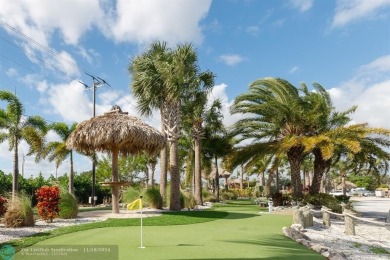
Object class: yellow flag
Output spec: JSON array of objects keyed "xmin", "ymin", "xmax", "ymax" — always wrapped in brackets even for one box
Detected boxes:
[{"xmin": 127, "ymin": 198, "xmax": 143, "ymax": 210}]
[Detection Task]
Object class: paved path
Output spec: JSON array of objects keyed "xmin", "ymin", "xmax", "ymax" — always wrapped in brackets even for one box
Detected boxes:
[{"xmin": 351, "ymin": 197, "xmax": 390, "ymax": 221}]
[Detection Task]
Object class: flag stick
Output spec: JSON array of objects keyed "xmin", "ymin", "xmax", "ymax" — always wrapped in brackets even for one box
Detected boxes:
[{"xmin": 139, "ymin": 196, "xmax": 145, "ymax": 249}]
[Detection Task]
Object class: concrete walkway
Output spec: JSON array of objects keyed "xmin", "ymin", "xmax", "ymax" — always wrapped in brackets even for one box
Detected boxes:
[{"xmin": 351, "ymin": 197, "xmax": 390, "ymax": 221}]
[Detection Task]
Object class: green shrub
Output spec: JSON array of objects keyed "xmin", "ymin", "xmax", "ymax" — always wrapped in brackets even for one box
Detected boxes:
[
  {"xmin": 221, "ymin": 190, "xmax": 237, "ymax": 200},
  {"xmin": 204, "ymin": 195, "xmax": 218, "ymax": 203},
  {"xmin": 122, "ymin": 187, "xmax": 141, "ymax": 203},
  {"xmin": 142, "ymin": 188, "xmax": 163, "ymax": 209},
  {"xmin": 334, "ymin": 195, "xmax": 350, "ymax": 203},
  {"xmin": 230, "ymin": 188, "xmax": 252, "ymax": 198},
  {"xmin": 59, "ymin": 189, "xmax": 78, "ymax": 219},
  {"xmin": 180, "ymin": 192, "xmax": 185, "ymax": 209},
  {"xmin": 202, "ymin": 189, "xmax": 210, "ymax": 199},
  {"xmin": 182, "ymin": 192, "xmax": 196, "ymax": 209},
  {"xmin": 2, "ymin": 194, "xmax": 34, "ymax": 227},
  {"xmin": 303, "ymin": 193, "xmax": 342, "ymax": 213}
]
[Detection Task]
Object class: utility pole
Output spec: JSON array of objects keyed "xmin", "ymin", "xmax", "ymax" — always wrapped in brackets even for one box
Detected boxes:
[{"xmin": 80, "ymin": 73, "xmax": 110, "ymax": 207}]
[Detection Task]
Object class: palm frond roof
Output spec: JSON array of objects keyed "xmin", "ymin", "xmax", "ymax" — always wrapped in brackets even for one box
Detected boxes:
[{"xmin": 66, "ymin": 106, "xmax": 166, "ymax": 155}]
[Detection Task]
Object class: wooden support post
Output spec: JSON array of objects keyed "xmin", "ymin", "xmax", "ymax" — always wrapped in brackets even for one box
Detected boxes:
[
  {"xmin": 321, "ymin": 206, "xmax": 331, "ymax": 227},
  {"xmin": 344, "ymin": 210, "xmax": 355, "ymax": 236}
]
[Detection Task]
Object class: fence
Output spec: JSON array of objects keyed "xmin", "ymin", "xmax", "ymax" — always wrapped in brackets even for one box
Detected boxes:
[{"xmin": 292, "ymin": 206, "xmax": 390, "ymax": 236}]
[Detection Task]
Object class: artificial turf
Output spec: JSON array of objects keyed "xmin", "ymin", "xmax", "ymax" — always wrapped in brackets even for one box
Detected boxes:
[{"xmin": 12, "ymin": 200, "xmax": 324, "ymax": 259}]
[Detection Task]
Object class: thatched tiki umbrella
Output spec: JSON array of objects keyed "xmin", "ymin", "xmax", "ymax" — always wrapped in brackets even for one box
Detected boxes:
[{"xmin": 66, "ymin": 106, "xmax": 166, "ymax": 214}]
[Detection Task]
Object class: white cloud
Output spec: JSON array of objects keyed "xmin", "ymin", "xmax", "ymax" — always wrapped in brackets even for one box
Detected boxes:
[
  {"xmin": 289, "ymin": 0, "xmax": 314, "ymax": 12},
  {"xmin": 218, "ymin": 54, "xmax": 245, "ymax": 66},
  {"xmin": 358, "ymin": 55, "xmax": 390, "ymax": 73},
  {"xmin": 105, "ymin": 0, "xmax": 212, "ymax": 45},
  {"xmin": 0, "ymin": 0, "xmax": 105, "ymax": 46},
  {"xmin": 289, "ymin": 66, "xmax": 299, "ymax": 74},
  {"xmin": 36, "ymin": 80, "xmax": 49, "ymax": 93},
  {"xmin": 208, "ymin": 84, "xmax": 242, "ymax": 127},
  {"xmin": 332, "ymin": 0, "xmax": 390, "ymax": 28},
  {"xmin": 6, "ymin": 68, "xmax": 18, "ymax": 77},
  {"xmin": 47, "ymin": 80, "xmax": 91, "ymax": 122},
  {"xmin": 329, "ymin": 55, "xmax": 390, "ymax": 129},
  {"xmin": 246, "ymin": 26, "xmax": 260, "ymax": 36},
  {"xmin": 78, "ymin": 47, "xmax": 101, "ymax": 65}
]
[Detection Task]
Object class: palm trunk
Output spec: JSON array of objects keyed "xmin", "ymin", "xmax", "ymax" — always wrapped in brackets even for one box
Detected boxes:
[
  {"xmin": 341, "ymin": 170, "xmax": 346, "ymax": 196},
  {"xmin": 12, "ymin": 140, "xmax": 19, "ymax": 198},
  {"xmin": 310, "ymin": 148, "xmax": 330, "ymax": 195},
  {"xmin": 145, "ymin": 164, "xmax": 150, "ymax": 188},
  {"xmin": 287, "ymin": 146, "xmax": 304, "ymax": 198},
  {"xmin": 240, "ymin": 164, "xmax": 244, "ymax": 190},
  {"xmin": 168, "ymin": 102, "xmax": 181, "ymax": 211},
  {"xmin": 264, "ymin": 170, "xmax": 275, "ymax": 197},
  {"xmin": 169, "ymin": 139, "xmax": 181, "ymax": 210},
  {"xmin": 160, "ymin": 113, "xmax": 168, "ymax": 206},
  {"xmin": 214, "ymin": 156, "xmax": 220, "ymax": 200},
  {"xmin": 69, "ymin": 151, "xmax": 74, "ymax": 195},
  {"xmin": 151, "ymin": 161, "xmax": 156, "ymax": 187},
  {"xmin": 194, "ymin": 136, "xmax": 202, "ymax": 205},
  {"xmin": 259, "ymin": 171, "xmax": 265, "ymax": 186},
  {"xmin": 111, "ymin": 147, "xmax": 119, "ymax": 214},
  {"xmin": 275, "ymin": 167, "xmax": 279, "ymax": 192}
]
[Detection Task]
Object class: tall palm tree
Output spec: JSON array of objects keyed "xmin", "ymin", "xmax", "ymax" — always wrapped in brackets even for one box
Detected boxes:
[
  {"xmin": 181, "ymin": 81, "xmax": 214, "ymax": 205},
  {"xmin": 130, "ymin": 41, "xmax": 170, "ymax": 205},
  {"xmin": 44, "ymin": 122, "xmax": 77, "ymax": 194},
  {"xmin": 231, "ymin": 78, "xmax": 308, "ymax": 197},
  {"xmin": 203, "ymin": 99, "xmax": 231, "ymax": 200},
  {"xmin": 130, "ymin": 41, "xmax": 213, "ymax": 210},
  {"xmin": 0, "ymin": 90, "xmax": 47, "ymax": 197}
]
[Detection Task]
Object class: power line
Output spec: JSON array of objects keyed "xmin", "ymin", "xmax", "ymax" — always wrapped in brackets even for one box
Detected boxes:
[
  {"xmin": 0, "ymin": 35, "xmax": 77, "ymax": 80},
  {"xmin": 0, "ymin": 19, "xmax": 87, "ymax": 75},
  {"xmin": 0, "ymin": 20, "xmax": 162, "ymax": 125}
]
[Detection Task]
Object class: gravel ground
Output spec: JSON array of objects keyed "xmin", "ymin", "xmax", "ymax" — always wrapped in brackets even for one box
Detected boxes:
[
  {"xmin": 302, "ymin": 216, "xmax": 390, "ymax": 259},
  {"xmin": 0, "ymin": 217, "xmax": 106, "ymax": 244},
  {"xmin": 0, "ymin": 208, "xmax": 163, "ymax": 244}
]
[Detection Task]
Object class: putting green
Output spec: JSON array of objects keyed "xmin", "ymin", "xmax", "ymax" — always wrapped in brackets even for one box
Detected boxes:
[{"xmin": 14, "ymin": 207, "xmax": 323, "ymax": 259}]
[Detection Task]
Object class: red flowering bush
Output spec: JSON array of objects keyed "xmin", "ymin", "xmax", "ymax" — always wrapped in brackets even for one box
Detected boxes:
[
  {"xmin": 36, "ymin": 186, "xmax": 60, "ymax": 222},
  {"xmin": 0, "ymin": 196, "xmax": 7, "ymax": 216}
]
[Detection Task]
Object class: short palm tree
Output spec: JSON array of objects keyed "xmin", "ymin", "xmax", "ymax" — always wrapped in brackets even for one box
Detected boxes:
[
  {"xmin": 0, "ymin": 90, "xmax": 47, "ymax": 197},
  {"xmin": 231, "ymin": 78, "xmax": 308, "ymax": 197},
  {"xmin": 44, "ymin": 122, "xmax": 77, "ymax": 194},
  {"xmin": 299, "ymin": 82, "xmax": 390, "ymax": 194}
]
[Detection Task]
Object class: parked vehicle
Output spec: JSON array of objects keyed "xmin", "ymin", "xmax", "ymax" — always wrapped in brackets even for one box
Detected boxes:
[
  {"xmin": 329, "ymin": 190, "xmax": 343, "ymax": 196},
  {"xmin": 363, "ymin": 191, "xmax": 375, "ymax": 197},
  {"xmin": 329, "ymin": 189, "xmax": 352, "ymax": 196},
  {"xmin": 351, "ymin": 187, "xmax": 366, "ymax": 196}
]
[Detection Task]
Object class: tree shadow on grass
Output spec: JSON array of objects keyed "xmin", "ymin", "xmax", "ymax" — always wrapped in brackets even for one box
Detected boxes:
[
  {"xmin": 161, "ymin": 211, "xmax": 228, "ymax": 219},
  {"xmin": 223, "ymin": 211, "xmax": 258, "ymax": 220},
  {"xmin": 219, "ymin": 234, "xmax": 324, "ymax": 259}
]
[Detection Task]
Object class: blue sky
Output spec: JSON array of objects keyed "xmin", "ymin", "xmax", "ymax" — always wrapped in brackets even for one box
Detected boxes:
[{"xmin": 0, "ymin": 0, "xmax": 389, "ymax": 179}]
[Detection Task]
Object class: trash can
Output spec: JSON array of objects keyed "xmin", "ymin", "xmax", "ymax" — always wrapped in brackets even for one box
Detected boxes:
[{"xmin": 268, "ymin": 201, "xmax": 273, "ymax": 213}]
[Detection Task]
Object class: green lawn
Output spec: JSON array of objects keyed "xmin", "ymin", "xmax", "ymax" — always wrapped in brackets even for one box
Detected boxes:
[{"xmin": 12, "ymin": 200, "xmax": 323, "ymax": 259}]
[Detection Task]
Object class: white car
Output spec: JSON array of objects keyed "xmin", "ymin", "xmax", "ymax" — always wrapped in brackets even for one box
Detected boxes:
[{"xmin": 329, "ymin": 190, "xmax": 343, "ymax": 196}]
